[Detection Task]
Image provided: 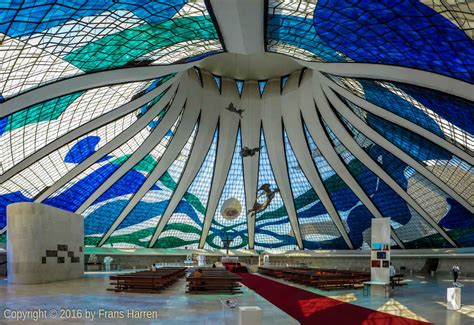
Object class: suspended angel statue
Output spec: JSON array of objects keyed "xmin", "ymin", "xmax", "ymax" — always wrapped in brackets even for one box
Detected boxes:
[
  {"xmin": 247, "ymin": 183, "xmax": 280, "ymax": 217},
  {"xmin": 241, "ymin": 146, "xmax": 262, "ymax": 157},
  {"xmin": 225, "ymin": 102, "xmax": 245, "ymax": 118}
]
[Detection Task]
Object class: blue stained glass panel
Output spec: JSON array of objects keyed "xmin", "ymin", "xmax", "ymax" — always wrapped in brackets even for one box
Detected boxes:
[
  {"xmin": 212, "ymin": 75, "xmax": 222, "ymax": 93},
  {"xmin": 103, "ymin": 124, "xmax": 198, "ymax": 248},
  {"xmin": 304, "ymin": 124, "xmax": 374, "ymax": 249},
  {"xmin": 267, "ymin": 12, "xmax": 343, "ymax": 62},
  {"xmin": 283, "ymin": 130, "xmax": 347, "ymax": 249},
  {"xmin": 155, "ymin": 128, "xmax": 218, "ymax": 249},
  {"xmin": 340, "ymin": 115, "xmax": 473, "ymax": 247},
  {"xmin": 280, "ymin": 75, "xmax": 289, "ymax": 93},
  {"xmin": 314, "ymin": 0, "xmax": 474, "ymax": 82},
  {"xmin": 395, "ymin": 82, "xmax": 474, "ymax": 136},
  {"xmin": 346, "ymin": 100, "xmax": 473, "ymax": 205},
  {"xmin": 0, "ymin": 1, "xmax": 187, "ymax": 38},
  {"xmin": 0, "ymin": 192, "xmax": 33, "ymax": 229},
  {"xmin": 254, "ymin": 129, "xmax": 297, "ymax": 250},
  {"xmin": 325, "ymin": 123, "xmax": 450, "ymax": 248},
  {"xmin": 206, "ymin": 129, "xmax": 247, "ymax": 249},
  {"xmin": 235, "ymin": 80, "xmax": 244, "ymax": 97},
  {"xmin": 258, "ymin": 80, "xmax": 267, "ymax": 97}
]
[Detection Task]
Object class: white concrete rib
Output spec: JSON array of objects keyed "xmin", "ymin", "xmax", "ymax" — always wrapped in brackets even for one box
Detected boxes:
[
  {"xmin": 261, "ymin": 79, "xmax": 303, "ymax": 249},
  {"xmin": 0, "ymin": 75, "xmax": 180, "ymax": 183},
  {"xmin": 282, "ymin": 71, "xmax": 354, "ymax": 249},
  {"xmin": 240, "ymin": 81, "xmax": 262, "ymax": 249},
  {"xmin": 321, "ymin": 75, "xmax": 473, "ymax": 164},
  {"xmin": 97, "ymin": 74, "xmax": 203, "ymax": 247},
  {"xmin": 35, "ymin": 82, "xmax": 180, "ymax": 202},
  {"xmin": 0, "ymin": 63, "xmax": 196, "ymax": 117},
  {"xmin": 209, "ymin": 0, "xmax": 264, "ymax": 54},
  {"xmin": 305, "ymin": 78, "xmax": 405, "ymax": 248},
  {"xmin": 300, "ymin": 62, "xmax": 474, "ymax": 102},
  {"xmin": 320, "ymin": 81, "xmax": 473, "ymax": 214},
  {"xmin": 320, "ymin": 83, "xmax": 458, "ymax": 247},
  {"xmin": 74, "ymin": 85, "xmax": 193, "ymax": 215},
  {"xmin": 199, "ymin": 78, "xmax": 240, "ymax": 248},
  {"xmin": 147, "ymin": 73, "xmax": 221, "ymax": 248}
]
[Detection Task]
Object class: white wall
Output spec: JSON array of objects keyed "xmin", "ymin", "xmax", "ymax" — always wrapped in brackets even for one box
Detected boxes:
[{"xmin": 7, "ymin": 202, "xmax": 84, "ymax": 284}]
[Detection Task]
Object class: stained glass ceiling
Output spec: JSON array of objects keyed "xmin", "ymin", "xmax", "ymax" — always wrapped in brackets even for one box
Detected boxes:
[{"xmin": 0, "ymin": 0, "xmax": 472, "ymax": 250}]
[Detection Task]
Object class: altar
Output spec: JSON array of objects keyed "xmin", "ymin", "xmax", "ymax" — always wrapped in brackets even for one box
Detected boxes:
[{"xmin": 222, "ymin": 256, "xmax": 239, "ymax": 264}]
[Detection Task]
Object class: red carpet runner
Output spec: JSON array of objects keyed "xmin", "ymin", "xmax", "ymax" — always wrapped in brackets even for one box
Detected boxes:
[{"xmin": 238, "ymin": 273, "xmax": 430, "ymax": 325}]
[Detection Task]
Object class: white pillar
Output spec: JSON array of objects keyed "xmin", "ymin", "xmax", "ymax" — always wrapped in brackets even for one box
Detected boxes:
[
  {"xmin": 239, "ymin": 306, "xmax": 262, "ymax": 325},
  {"xmin": 371, "ymin": 218, "xmax": 391, "ymax": 296},
  {"xmin": 447, "ymin": 287, "xmax": 461, "ymax": 310}
]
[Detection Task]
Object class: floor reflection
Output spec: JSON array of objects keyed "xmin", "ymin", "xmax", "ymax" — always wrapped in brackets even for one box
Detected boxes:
[{"xmin": 376, "ymin": 299, "xmax": 429, "ymax": 322}]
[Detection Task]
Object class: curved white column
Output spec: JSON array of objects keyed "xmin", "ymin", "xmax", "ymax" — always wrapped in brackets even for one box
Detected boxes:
[
  {"xmin": 300, "ymin": 62, "xmax": 474, "ymax": 102},
  {"xmin": 322, "ymin": 77, "xmax": 473, "ymax": 164},
  {"xmin": 282, "ymin": 71, "xmax": 354, "ymax": 249},
  {"xmin": 261, "ymin": 79, "xmax": 303, "ymax": 249},
  {"xmin": 240, "ymin": 80, "xmax": 262, "ymax": 249},
  {"xmin": 320, "ymin": 85, "xmax": 458, "ymax": 247},
  {"xmin": 199, "ymin": 78, "xmax": 240, "ymax": 248},
  {"xmin": 148, "ymin": 73, "xmax": 221, "ymax": 248},
  {"xmin": 0, "ymin": 75, "xmax": 179, "ymax": 183},
  {"xmin": 209, "ymin": 0, "xmax": 264, "ymax": 54},
  {"xmin": 35, "ymin": 82, "xmax": 179, "ymax": 202},
  {"xmin": 0, "ymin": 63, "xmax": 195, "ymax": 117},
  {"xmin": 103, "ymin": 73, "xmax": 200, "ymax": 246},
  {"xmin": 75, "ymin": 100, "xmax": 188, "ymax": 215},
  {"xmin": 305, "ymin": 79, "xmax": 405, "ymax": 248},
  {"xmin": 323, "ymin": 82, "xmax": 473, "ymax": 213}
]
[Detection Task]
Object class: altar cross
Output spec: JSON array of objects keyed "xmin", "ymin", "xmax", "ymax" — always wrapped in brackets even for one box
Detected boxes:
[{"xmin": 222, "ymin": 237, "xmax": 233, "ymax": 256}]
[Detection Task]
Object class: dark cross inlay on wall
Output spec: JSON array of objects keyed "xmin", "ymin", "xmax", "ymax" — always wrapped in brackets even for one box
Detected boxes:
[{"xmin": 41, "ymin": 244, "xmax": 81, "ymax": 264}]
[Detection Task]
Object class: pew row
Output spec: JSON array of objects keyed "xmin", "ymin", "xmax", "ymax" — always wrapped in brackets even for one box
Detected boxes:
[
  {"xmin": 186, "ymin": 268, "xmax": 242, "ymax": 294},
  {"xmin": 258, "ymin": 267, "xmax": 370, "ymax": 291},
  {"xmin": 108, "ymin": 267, "xmax": 186, "ymax": 293}
]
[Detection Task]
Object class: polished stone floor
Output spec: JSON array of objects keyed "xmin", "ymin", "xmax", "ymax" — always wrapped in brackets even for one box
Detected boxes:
[
  {"xmin": 259, "ymin": 272, "xmax": 474, "ymax": 324},
  {"xmin": 0, "ymin": 272, "xmax": 297, "ymax": 324},
  {"xmin": 0, "ymin": 271, "xmax": 472, "ymax": 324}
]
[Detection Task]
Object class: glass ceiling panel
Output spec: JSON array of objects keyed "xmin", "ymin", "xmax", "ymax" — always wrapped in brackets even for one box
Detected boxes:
[
  {"xmin": 254, "ymin": 129, "xmax": 297, "ymax": 250},
  {"xmin": 283, "ymin": 129, "xmax": 347, "ymax": 249},
  {"xmin": 0, "ymin": 1, "xmax": 222, "ymax": 98},
  {"xmin": 340, "ymin": 115, "xmax": 474, "ymax": 247},
  {"xmin": 304, "ymin": 123, "xmax": 374, "ymax": 250},
  {"xmin": 81, "ymin": 109, "xmax": 183, "ymax": 247},
  {"xmin": 41, "ymin": 92, "xmax": 176, "ymax": 212},
  {"xmin": 0, "ymin": 107, "xmax": 150, "ymax": 229},
  {"xmin": 325, "ymin": 121, "xmax": 450, "ymax": 248},
  {"xmin": 267, "ymin": 0, "xmax": 474, "ymax": 82},
  {"xmin": 326, "ymin": 74, "xmax": 473, "ymax": 154},
  {"xmin": 346, "ymin": 101, "xmax": 474, "ymax": 206},
  {"xmin": 156, "ymin": 127, "xmax": 218, "ymax": 249},
  {"xmin": 206, "ymin": 129, "xmax": 247, "ymax": 249},
  {"xmin": 0, "ymin": 79, "xmax": 162, "ymax": 174},
  {"xmin": 104, "ymin": 122, "xmax": 200, "ymax": 248}
]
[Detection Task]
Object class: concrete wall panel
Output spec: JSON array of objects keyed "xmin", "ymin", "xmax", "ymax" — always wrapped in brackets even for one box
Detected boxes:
[{"xmin": 7, "ymin": 203, "xmax": 84, "ymax": 284}]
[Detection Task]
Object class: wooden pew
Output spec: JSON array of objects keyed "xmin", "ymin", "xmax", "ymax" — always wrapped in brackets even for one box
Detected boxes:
[
  {"xmin": 109, "ymin": 267, "xmax": 186, "ymax": 293},
  {"xmin": 186, "ymin": 268, "xmax": 242, "ymax": 294},
  {"xmin": 257, "ymin": 266, "xmax": 370, "ymax": 291}
]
